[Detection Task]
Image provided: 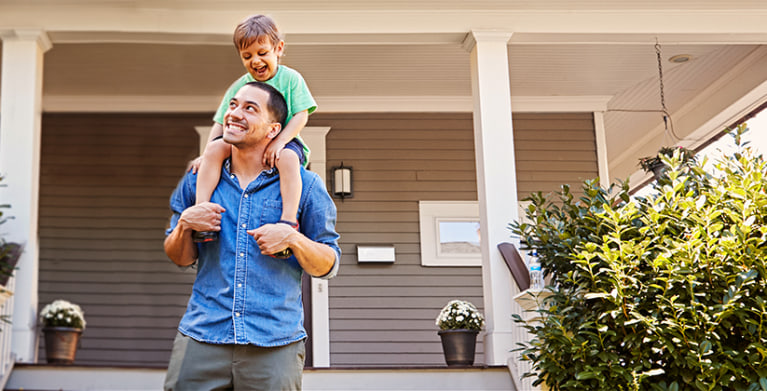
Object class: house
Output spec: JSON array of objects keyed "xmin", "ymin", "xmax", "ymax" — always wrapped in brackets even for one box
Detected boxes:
[{"xmin": 0, "ymin": 1, "xmax": 766, "ymax": 390}]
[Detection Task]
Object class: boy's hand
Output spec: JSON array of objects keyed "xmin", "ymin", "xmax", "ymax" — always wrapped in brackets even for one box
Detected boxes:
[
  {"xmin": 187, "ymin": 156, "xmax": 203, "ymax": 174},
  {"xmin": 263, "ymin": 139, "xmax": 287, "ymax": 168}
]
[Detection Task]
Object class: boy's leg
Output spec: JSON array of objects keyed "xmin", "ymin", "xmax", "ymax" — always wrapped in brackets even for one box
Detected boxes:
[
  {"xmin": 275, "ymin": 148, "xmax": 302, "ymax": 224},
  {"xmin": 269, "ymin": 147, "xmax": 302, "ymax": 259},
  {"xmin": 164, "ymin": 332, "xmax": 234, "ymax": 391},
  {"xmin": 194, "ymin": 138, "xmax": 231, "ymax": 242}
]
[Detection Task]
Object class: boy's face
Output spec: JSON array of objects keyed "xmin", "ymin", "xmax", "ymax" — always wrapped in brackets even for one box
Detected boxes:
[{"xmin": 239, "ymin": 39, "xmax": 284, "ymax": 82}]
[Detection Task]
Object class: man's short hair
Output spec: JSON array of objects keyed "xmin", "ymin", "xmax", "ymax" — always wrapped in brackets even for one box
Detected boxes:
[{"xmin": 243, "ymin": 82, "xmax": 288, "ymax": 128}]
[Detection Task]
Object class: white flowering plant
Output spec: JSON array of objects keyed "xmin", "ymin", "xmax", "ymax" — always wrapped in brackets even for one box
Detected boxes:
[
  {"xmin": 436, "ymin": 300, "xmax": 484, "ymax": 331},
  {"xmin": 39, "ymin": 300, "xmax": 86, "ymax": 329}
]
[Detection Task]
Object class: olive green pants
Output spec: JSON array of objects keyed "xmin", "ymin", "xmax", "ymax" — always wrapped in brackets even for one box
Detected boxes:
[{"xmin": 164, "ymin": 332, "xmax": 305, "ymax": 391}]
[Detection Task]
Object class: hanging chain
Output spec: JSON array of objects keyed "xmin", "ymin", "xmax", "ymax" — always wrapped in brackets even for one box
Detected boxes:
[
  {"xmin": 655, "ymin": 40, "xmax": 668, "ymax": 115},
  {"xmin": 655, "ymin": 39, "xmax": 680, "ymax": 141}
]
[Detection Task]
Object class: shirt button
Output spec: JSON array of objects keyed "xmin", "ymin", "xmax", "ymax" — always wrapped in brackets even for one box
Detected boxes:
[
  {"xmin": 238, "ymin": 283, "xmax": 242, "ymax": 288},
  {"xmin": 230, "ymin": 174, "xmax": 235, "ymax": 179},
  {"xmin": 240, "ymin": 252, "xmax": 244, "ymax": 257},
  {"xmin": 241, "ymin": 224, "xmax": 246, "ymax": 228},
  {"xmin": 235, "ymin": 312, "xmax": 241, "ymax": 317},
  {"xmin": 244, "ymin": 194, "xmax": 249, "ymax": 198}
]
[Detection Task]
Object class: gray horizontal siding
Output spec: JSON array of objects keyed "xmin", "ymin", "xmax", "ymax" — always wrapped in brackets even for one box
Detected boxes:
[
  {"xmin": 36, "ymin": 111, "xmax": 596, "ymax": 368},
  {"xmin": 513, "ymin": 112, "xmax": 599, "ymax": 198},
  {"xmin": 38, "ymin": 113, "xmax": 205, "ymax": 367},
  {"xmin": 318, "ymin": 112, "xmax": 596, "ymax": 367},
  {"xmin": 320, "ymin": 112, "xmax": 482, "ymax": 367}
]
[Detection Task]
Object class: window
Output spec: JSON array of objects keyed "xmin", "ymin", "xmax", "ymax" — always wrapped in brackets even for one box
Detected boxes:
[{"xmin": 419, "ymin": 201, "xmax": 481, "ymax": 266}]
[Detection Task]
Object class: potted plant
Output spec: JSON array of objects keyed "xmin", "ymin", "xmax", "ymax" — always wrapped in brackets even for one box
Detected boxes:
[
  {"xmin": 39, "ymin": 299, "xmax": 86, "ymax": 364},
  {"xmin": 639, "ymin": 145, "xmax": 696, "ymax": 180},
  {"xmin": 435, "ymin": 299, "xmax": 484, "ymax": 366}
]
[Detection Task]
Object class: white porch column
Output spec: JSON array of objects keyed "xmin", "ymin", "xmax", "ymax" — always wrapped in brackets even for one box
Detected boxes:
[
  {"xmin": 301, "ymin": 126, "xmax": 333, "ymax": 368},
  {"xmin": 464, "ymin": 31, "xmax": 519, "ymax": 366},
  {"xmin": 0, "ymin": 29, "xmax": 52, "ymax": 363}
]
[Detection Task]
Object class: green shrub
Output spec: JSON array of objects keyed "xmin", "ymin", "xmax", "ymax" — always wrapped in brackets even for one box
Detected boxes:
[{"xmin": 512, "ymin": 124, "xmax": 767, "ymax": 390}]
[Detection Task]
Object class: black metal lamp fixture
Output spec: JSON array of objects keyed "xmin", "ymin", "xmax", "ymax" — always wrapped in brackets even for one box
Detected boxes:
[{"xmin": 332, "ymin": 162, "xmax": 352, "ymax": 199}]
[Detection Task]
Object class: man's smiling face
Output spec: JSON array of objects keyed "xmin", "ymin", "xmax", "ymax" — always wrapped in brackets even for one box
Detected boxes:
[{"xmin": 222, "ymin": 85, "xmax": 281, "ymax": 148}]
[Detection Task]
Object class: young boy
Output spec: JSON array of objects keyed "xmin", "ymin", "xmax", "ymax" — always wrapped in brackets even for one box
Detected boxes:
[{"xmin": 193, "ymin": 15, "xmax": 316, "ymax": 251}]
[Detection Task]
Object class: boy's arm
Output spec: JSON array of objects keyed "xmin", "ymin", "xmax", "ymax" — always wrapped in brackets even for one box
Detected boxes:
[{"xmin": 263, "ymin": 110, "xmax": 308, "ymax": 167}]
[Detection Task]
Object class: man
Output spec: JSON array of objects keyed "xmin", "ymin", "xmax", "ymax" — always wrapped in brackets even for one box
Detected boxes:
[{"xmin": 163, "ymin": 81, "xmax": 340, "ymax": 391}]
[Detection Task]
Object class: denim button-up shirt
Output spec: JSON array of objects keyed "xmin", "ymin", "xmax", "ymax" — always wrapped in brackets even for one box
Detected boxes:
[{"xmin": 166, "ymin": 161, "xmax": 340, "ymax": 347}]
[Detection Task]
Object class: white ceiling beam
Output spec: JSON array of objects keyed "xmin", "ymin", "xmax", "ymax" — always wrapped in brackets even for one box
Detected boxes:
[
  {"xmin": 3, "ymin": 8, "xmax": 767, "ymax": 39},
  {"xmin": 45, "ymin": 30, "xmax": 767, "ymax": 46},
  {"xmin": 40, "ymin": 95, "xmax": 611, "ymax": 113}
]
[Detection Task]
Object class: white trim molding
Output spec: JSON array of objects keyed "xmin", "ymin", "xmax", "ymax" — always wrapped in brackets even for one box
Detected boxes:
[
  {"xmin": 593, "ymin": 111, "xmax": 610, "ymax": 188},
  {"xmin": 43, "ymin": 94, "xmax": 611, "ymax": 114},
  {"xmin": 193, "ymin": 125, "xmax": 212, "ymax": 156}
]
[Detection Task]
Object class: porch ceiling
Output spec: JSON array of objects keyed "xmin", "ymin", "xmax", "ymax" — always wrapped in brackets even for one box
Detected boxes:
[{"xmin": 1, "ymin": 0, "xmax": 766, "ymax": 183}]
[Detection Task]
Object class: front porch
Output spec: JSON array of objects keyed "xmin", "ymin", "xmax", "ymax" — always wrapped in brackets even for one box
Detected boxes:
[{"xmin": 6, "ymin": 364, "xmax": 515, "ymax": 391}]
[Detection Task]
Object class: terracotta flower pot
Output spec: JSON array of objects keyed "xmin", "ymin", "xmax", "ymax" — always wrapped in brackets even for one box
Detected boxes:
[
  {"xmin": 43, "ymin": 326, "xmax": 82, "ymax": 364},
  {"xmin": 438, "ymin": 329, "xmax": 478, "ymax": 366}
]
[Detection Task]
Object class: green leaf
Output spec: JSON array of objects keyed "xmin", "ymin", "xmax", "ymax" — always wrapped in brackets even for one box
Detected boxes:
[
  {"xmin": 576, "ymin": 371, "xmax": 596, "ymax": 380},
  {"xmin": 642, "ymin": 368, "xmax": 665, "ymax": 377},
  {"xmin": 584, "ymin": 292, "xmax": 610, "ymax": 300}
]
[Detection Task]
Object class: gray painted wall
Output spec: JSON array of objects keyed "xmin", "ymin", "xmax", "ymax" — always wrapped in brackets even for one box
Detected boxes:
[
  {"xmin": 319, "ymin": 112, "xmax": 597, "ymax": 367},
  {"xmin": 36, "ymin": 111, "xmax": 596, "ymax": 367},
  {"xmin": 38, "ymin": 113, "xmax": 202, "ymax": 366}
]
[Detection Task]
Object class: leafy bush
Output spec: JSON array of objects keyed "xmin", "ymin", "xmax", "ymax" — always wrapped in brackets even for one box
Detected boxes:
[
  {"xmin": 512, "ymin": 124, "xmax": 767, "ymax": 390},
  {"xmin": 0, "ymin": 175, "xmax": 19, "ymax": 287}
]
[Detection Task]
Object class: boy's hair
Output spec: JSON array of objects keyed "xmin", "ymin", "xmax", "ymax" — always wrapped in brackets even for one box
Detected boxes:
[
  {"xmin": 244, "ymin": 81, "xmax": 288, "ymax": 128},
  {"xmin": 233, "ymin": 15, "xmax": 283, "ymax": 51}
]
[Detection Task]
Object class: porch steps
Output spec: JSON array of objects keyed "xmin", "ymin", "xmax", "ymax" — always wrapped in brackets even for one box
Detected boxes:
[{"xmin": 6, "ymin": 364, "xmax": 515, "ymax": 391}]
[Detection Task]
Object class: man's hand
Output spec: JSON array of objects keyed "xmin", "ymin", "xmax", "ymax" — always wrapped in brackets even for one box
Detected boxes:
[
  {"xmin": 247, "ymin": 223, "xmax": 337, "ymax": 277},
  {"xmin": 165, "ymin": 202, "xmax": 225, "ymax": 267},
  {"xmin": 263, "ymin": 139, "xmax": 287, "ymax": 168},
  {"xmin": 187, "ymin": 156, "xmax": 203, "ymax": 174},
  {"xmin": 180, "ymin": 202, "xmax": 226, "ymax": 233},
  {"xmin": 247, "ymin": 223, "xmax": 296, "ymax": 255}
]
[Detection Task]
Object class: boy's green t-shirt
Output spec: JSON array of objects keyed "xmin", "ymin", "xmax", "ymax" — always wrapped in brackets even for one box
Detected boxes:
[{"xmin": 213, "ymin": 65, "xmax": 317, "ymax": 162}]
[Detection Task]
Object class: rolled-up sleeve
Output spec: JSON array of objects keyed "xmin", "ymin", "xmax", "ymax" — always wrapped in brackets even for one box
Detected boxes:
[{"xmin": 299, "ymin": 174, "xmax": 341, "ymax": 280}]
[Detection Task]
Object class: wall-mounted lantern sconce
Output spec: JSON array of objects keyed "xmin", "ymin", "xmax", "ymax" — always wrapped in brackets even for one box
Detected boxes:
[{"xmin": 332, "ymin": 162, "xmax": 352, "ymax": 199}]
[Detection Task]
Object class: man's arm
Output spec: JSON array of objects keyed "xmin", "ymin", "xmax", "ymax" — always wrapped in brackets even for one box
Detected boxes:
[
  {"xmin": 247, "ymin": 224, "xmax": 336, "ymax": 277},
  {"xmin": 164, "ymin": 202, "xmax": 226, "ymax": 267}
]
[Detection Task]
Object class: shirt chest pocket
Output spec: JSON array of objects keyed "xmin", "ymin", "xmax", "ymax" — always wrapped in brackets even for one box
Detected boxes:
[{"xmin": 260, "ymin": 199, "xmax": 283, "ymax": 225}]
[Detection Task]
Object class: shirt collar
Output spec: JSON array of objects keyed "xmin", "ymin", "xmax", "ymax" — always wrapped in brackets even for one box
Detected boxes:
[{"xmin": 223, "ymin": 158, "xmax": 278, "ymax": 177}]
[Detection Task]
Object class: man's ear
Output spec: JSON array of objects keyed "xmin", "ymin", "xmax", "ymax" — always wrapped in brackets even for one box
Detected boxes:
[{"xmin": 267, "ymin": 123, "xmax": 282, "ymax": 139}]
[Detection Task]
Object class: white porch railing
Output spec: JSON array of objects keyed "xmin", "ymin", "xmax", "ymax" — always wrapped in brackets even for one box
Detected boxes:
[{"xmin": 0, "ymin": 275, "xmax": 16, "ymax": 390}]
